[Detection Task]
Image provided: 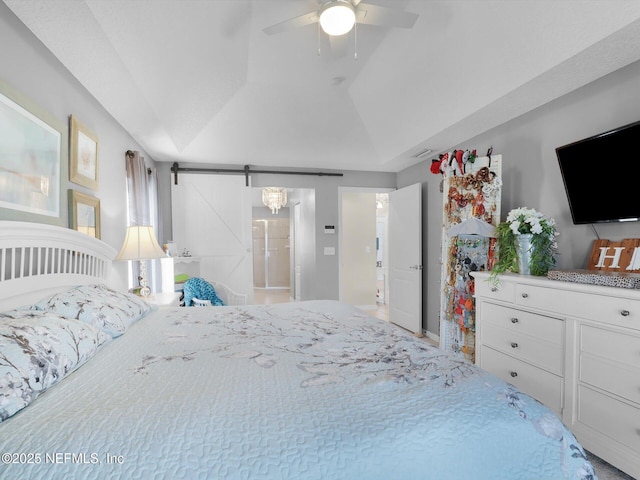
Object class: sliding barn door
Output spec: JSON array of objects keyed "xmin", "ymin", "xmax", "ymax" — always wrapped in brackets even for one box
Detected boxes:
[{"xmin": 171, "ymin": 174, "xmax": 253, "ymax": 303}]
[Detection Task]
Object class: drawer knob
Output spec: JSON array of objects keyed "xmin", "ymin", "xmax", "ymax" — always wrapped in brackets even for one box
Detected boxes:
[
  {"xmin": 521, "ymin": 292, "xmax": 529, "ymax": 298},
  {"xmin": 620, "ymin": 309, "xmax": 630, "ymax": 317},
  {"xmin": 491, "ymin": 287, "xmax": 498, "ymax": 292},
  {"xmin": 510, "ymin": 342, "xmax": 518, "ymax": 349},
  {"xmin": 511, "ymin": 317, "xmax": 519, "ymax": 324},
  {"xmin": 510, "ymin": 371, "xmax": 518, "ymax": 378}
]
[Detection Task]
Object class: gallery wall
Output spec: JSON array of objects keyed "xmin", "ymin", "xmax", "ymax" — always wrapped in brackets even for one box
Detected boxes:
[{"xmin": 0, "ymin": 3, "xmax": 155, "ymax": 290}]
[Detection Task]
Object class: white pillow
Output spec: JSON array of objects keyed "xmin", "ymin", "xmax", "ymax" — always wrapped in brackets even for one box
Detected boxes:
[
  {"xmin": 0, "ymin": 310, "xmax": 111, "ymax": 422},
  {"xmin": 35, "ymin": 284, "xmax": 152, "ymax": 337}
]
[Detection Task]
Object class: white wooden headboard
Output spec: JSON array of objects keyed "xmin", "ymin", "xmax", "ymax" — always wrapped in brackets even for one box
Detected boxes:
[{"xmin": 0, "ymin": 221, "xmax": 117, "ymax": 311}]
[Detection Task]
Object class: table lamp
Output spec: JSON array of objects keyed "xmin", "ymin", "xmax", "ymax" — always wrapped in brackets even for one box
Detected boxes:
[{"xmin": 116, "ymin": 225, "xmax": 166, "ymax": 297}]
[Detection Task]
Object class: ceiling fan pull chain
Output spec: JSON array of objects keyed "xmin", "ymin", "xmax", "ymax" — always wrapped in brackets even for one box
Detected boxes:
[
  {"xmin": 354, "ymin": 19, "xmax": 358, "ymax": 60},
  {"xmin": 317, "ymin": 21, "xmax": 321, "ymax": 56}
]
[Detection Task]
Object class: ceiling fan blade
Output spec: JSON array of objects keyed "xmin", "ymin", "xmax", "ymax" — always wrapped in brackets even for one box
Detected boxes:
[
  {"xmin": 263, "ymin": 10, "xmax": 319, "ymax": 35},
  {"xmin": 355, "ymin": 3, "xmax": 419, "ymax": 29}
]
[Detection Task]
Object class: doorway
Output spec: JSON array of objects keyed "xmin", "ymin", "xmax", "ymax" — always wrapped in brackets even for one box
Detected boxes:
[
  {"xmin": 339, "ymin": 188, "xmax": 392, "ymax": 321},
  {"xmin": 252, "ymin": 217, "xmax": 291, "ymax": 289},
  {"xmin": 251, "ymin": 187, "xmax": 315, "ymax": 303}
]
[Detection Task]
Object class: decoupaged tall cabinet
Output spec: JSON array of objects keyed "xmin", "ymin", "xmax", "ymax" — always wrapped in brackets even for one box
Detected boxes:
[
  {"xmin": 473, "ymin": 271, "xmax": 640, "ymax": 479},
  {"xmin": 439, "ymin": 154, "xmax": 502, "ymax": 362}
]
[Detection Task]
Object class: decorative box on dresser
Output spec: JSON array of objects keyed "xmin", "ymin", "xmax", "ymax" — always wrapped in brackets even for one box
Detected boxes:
[{"xmin": 472, "ymin": 272, "xmax": 640, "ymax": 479}]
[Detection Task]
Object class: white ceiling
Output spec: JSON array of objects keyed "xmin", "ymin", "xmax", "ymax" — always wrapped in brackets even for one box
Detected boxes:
[{"xmin": 5, "ymin": 0, "xmax": 640, "ymax": 173}]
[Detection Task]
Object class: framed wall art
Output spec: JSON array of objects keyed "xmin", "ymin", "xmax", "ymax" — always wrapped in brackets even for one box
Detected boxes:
[
  {"xmin": 69, "ymin": 115, "xmax": 99, "ymax": 191},
  {"xmin": 0, "ymin": 89, "xmax": 62, "ymax": 219},
  {"xmin": 69, "ymin": 190, "xmax": 101, "ymax": 239}
]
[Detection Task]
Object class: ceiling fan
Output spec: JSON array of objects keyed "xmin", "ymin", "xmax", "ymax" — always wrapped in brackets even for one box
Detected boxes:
[{"xmin": 262, "ymin": 0, "xmax": 419, "ymax": 37}]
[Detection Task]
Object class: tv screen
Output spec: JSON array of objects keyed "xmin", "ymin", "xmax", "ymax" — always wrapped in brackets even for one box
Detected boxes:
[{"xmin": 556, "ymin": 120, "xmax": 640, "ymax": 224}]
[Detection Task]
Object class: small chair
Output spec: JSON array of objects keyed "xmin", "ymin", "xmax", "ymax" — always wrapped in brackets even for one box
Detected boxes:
[
  {"xmin": 211, "ymin": 281, "xmax": 248, "ymax": 306},
  {"xmin": 191, "ymin": 297, "xmax": 212, "ymax": 307},
  {"xmin": 182, "ymin": 277, "xmax": 225, "ymax": 307}
]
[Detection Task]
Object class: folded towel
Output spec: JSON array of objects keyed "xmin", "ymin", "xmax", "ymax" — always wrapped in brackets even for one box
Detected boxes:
[{"xmin": 174, "ymin": 273, "xmax": 190, "ymax": 283}]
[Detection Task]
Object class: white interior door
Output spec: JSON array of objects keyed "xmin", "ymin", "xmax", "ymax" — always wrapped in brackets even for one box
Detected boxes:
[
  {"xmin": 171, "ymin": 173, "xmax": 253, "ymax": 303},
  {"xmin": 293, "ymin": 203, "xmax": 302, "ymax": 300},
  {"xmin": 388, "ymin": 183, "xmax": 422, "ymax": 334}
]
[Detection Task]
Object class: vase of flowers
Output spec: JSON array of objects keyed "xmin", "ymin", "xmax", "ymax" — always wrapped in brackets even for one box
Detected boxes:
[{"xmin": 491, "ymin": 207, "xmax": 558, "ymax": 279}]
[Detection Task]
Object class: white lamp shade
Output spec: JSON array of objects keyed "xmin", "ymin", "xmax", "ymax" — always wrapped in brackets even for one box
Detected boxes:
[
  {"xmin": 115, "ymin": 225, "xmax": 166, "ymax": 261},
  {"xmin": 319, "ymin": 1, "xmax": 356, "ymax": 36}
]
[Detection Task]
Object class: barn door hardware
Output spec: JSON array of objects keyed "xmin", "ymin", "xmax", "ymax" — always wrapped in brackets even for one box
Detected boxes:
[{"xmin": 171, "ymin": 163, "xmax": 343, "ymax": 186}]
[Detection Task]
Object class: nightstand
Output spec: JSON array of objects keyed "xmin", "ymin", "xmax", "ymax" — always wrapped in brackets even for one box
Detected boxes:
[{"xmin": 144, "ymin": 292, "xmax": 182, "ymax": 306}]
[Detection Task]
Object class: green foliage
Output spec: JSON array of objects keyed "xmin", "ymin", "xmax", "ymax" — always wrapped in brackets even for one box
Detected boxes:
[
  {"xmin": 490, "ymin": 207, "xmax": 558, "ymax": 284},
  {"xmin": 491, "ymin": 222, "xmax": 518, "ymax": 275}
]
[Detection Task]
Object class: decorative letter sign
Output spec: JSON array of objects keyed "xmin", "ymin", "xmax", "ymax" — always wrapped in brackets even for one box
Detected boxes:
[{"xmin": 588, "ymin": 239, "xmax": 640, "ymax": 271}]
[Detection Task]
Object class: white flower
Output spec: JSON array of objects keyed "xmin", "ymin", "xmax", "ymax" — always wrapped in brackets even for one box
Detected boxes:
[{"xmin": 505, "ymin": 207, "xmax": 557, "ymax": 238}]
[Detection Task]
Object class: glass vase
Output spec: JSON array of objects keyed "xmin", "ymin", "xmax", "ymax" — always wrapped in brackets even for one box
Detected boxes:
[{"xmin": 516, "ymin": 233, "xmax": 534, "ymax": 275}]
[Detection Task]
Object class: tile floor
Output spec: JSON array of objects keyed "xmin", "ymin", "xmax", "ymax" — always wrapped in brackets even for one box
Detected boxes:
[{"xmin": 253, "ymin": 288, "xmax": 292, "ymax": 305}]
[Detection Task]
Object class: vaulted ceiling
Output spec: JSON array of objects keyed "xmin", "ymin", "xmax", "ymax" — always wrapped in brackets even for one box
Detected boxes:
[{"xmin": 5, "ymin": 0, "xmax": 640, "ymax": 172}]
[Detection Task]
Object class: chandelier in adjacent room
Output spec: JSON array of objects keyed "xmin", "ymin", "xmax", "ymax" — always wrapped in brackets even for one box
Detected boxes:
[
  {"xmin": 262, "ymin": 187, "xmax": 288, "ymax": 214},
  {"xmin": 376, "ymin": 193, "xmax": 389, "ymax": 209}
]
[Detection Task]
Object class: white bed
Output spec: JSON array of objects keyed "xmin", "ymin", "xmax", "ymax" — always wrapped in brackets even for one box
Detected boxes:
[{"xmin": 0, "ymin": 221, "xmax": 597, "ymax": 479}]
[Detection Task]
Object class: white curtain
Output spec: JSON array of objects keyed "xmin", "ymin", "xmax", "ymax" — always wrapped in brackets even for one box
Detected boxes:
[
  {"xmin": 126, "ymin": 150, "xmax": 152, "ymax": 225},
  {"xmin": 124, "ymin": 150, "xmax": 162, "ymax": 292}
]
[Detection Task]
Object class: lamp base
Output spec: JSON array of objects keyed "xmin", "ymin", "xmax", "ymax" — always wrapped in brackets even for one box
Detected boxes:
[{"xmin": 138, "ymin": 260, "xmax": 151, "ymax": 297}]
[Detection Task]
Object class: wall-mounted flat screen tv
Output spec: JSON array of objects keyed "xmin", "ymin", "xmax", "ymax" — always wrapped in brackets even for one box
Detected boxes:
[{"xmin": 556, "ymin": 120, "xmax": 640, "ymax": 224}]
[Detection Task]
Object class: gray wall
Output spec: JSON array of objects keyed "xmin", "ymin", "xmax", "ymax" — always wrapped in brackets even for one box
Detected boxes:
[
  {"xmin": 0, "ymin": 3, "xmax": 155, "ymax": 290},
  {"xmin": 398, "ymin": 58, "xmax": 640, "ymax": 336},
  {"xmin": 7, "ymin": 0, "xmax": 639, "ymax": 330},
  {"xmin": 289, "ymin": 188, "xmax": 316, "ymax": 301},
  {"xmin": 157, "ymin": 164, "xmax": 396, "ymax": 300}
]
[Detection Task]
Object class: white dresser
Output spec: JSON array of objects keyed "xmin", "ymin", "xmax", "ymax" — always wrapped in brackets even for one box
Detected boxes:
[{"xmin": 472, "ymin": 272, "xmax": 640, "ymax": 479}]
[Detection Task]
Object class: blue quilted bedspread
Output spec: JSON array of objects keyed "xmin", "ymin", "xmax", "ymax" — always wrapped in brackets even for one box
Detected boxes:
[{"xmin": 0, "ymin": 300, "xmax": 596, "ymax": 479}]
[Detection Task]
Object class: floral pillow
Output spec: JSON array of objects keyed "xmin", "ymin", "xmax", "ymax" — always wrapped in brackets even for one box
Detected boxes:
[
  {"xmin": 0, "ymin": 310, "xmax": 111, "ymax": 422},
  {"xmin": 35, "ymin": 284, "xmax": 152, "ymax": 338}
]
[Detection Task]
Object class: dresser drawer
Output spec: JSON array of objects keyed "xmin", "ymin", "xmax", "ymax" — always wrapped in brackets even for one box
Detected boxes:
[
  {"xmin": 481, "ymin": 325, "xmax": 563, "ymax": 375},
  {"xmin": 473, "ymin": 277, "xmax": 515, "ymax": 303},
  {"xmin": 579, "ymin": 325, "xmax": 640, "ymax": 405},
  {"xmin": 480, "ymin": 303, "xmax": 563, "ymax": 344},
  {"xmin": 480, "ymin": 347, "xmax": 563, "ymax": 413},
  {"xmin": 577, "ymin": 385, "xmax": 640, "ymax": 454},
  {"xmin": 516, "ymin": 284, "xmax": 640, "ymax": 330}
]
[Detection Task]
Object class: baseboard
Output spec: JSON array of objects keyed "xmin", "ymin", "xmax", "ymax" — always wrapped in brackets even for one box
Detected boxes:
[
  {"xmin": 424, "ymin": 330, "xmax": 440, "ymax": 346},
  {"xmin": 357, "ymin": 304, "xmax": 378, "ymax": 311}
]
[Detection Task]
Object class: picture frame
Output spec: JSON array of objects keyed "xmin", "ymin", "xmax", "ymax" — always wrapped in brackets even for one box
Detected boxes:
[
  {"xmin": 0, "ymin": 89, "xmax": 62, "ymax": 219},
  {"xmin": 69, "ymin": 190, "xmax": 101, "ymax": 239},
  {"xmin": 69, "ymin": 115, "xmax": 99, "ymax": 191}
]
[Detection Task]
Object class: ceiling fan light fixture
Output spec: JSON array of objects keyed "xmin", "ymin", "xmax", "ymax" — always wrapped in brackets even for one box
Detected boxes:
[{"xmin": 319, "ymin": 1, "xmax": 356, "ymax": 36}]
